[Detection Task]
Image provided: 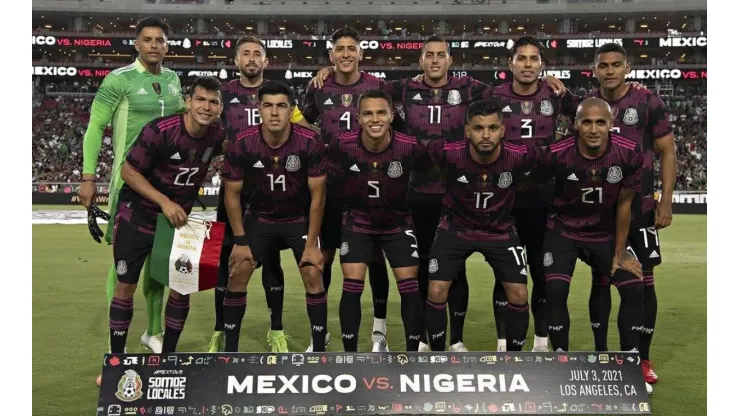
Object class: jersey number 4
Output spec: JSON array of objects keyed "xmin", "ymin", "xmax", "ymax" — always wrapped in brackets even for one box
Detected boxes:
[{"xmin": 174, "ymin": 167, "xmax": 199, "ymax": 186}]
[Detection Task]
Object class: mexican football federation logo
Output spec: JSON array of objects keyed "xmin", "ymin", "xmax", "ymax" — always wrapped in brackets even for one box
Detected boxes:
[
  {"xmin": 543, "ymin": 252, "xmax": 553, "ymax": 267},
  {"xmin": 447, "ymin": 90, "xmax": 462, "ymax": 105},
  {"xmin": 202, "ymin": 147, "xmax": 214, "ymax": 163},
  {"xmin": 607, "ymin": 166, "xmax": 623, "ymax": 184},
  {"xmin": 540, "ymin": 100, "xmax": 554, "ymax": 116},
  {"xmin": 429, "ymin": 258, "xmax": 439, "ymax": 273},
  {"xmin": 115, "ymin": 369, "xmax": 144, "ymax": 402},
  {"xmin": 498, "ymin": 172, "xmax": 513, "ymax": 188},
  {"xmin": 175, "ymin": 254, "xmax": 193, "ymax": 274},
  {"xmin": 168, "ymin": 83, "xmax": 179, "ymax": 96},
  {"xmin": 387, "ymin": 161, "xmax": 403, "ymax": 178},
  {"xmin": 286, "ymin": 155, "xmax": 301, "ymax": 172},
  {"xmin": 623, "ymin": 108, "xmax": 639, "ymax": 125}
]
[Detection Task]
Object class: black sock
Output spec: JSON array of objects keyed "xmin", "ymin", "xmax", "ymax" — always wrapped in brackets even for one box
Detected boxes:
[
  {"xmin": 398, "ymin": 278, "xmax": 424, "ymax": 351},
  {"xmin": 214, "ymin": 242, "xmax": 231, "ymax": 331},
  {"xmin": 109, "ymin": 297, "xmax": 134, "ymax": 353},
  {"xmin": 614, "ymin": 270, "xmax": 644, "ymax": 352},
  {"xmin": 262, "ymin": 250, "xmax": 286, "ymax": 331},
  {"xmin": 506, "ymin": 302, "xmax": 530, "ymax": 352},
  {"xmin": 492, "ymin": 280, "xmax": 508, "ymax": 340},
  {"xmin": 417, "ymin": 259, "xmax": 430, "ymax": 344},
  {"xmin": 306, "ymin": 291, "xmax": 328, "ymax": 352},
  {"xmin": 163, "ymin": 294, "xmax": 190, "ymax": 353},
  {"xmin": 368, "ymin": 258, "xmax": 389, "ymax": 320},
  {"xmin": 545, "ymin": 273, "xmax": 572, "ymax": 352},
  {"xmin": 448, "ymin": 268, "xmax": 469, "ymax": 345},
  {"xmin": 223, "ymin": 290, "xmax": 247, "ymax": 352},
  {"xmin": 529, "ymin": 263, "xmax": 548, "ymax": 338},
  {"xmin": 640, "ymin": 270, "xmax": 656, "ymax": 360},
  {"xmin": 589, "ymin": 269, "xmax": 612, "ymax": 351},
  {"xmin": 339, "ymin": 279, "xmax": 363, "ymax": 352},
  {"xmin": 425, "ymin": 299, "xmax": 447, "ymax": 351}
]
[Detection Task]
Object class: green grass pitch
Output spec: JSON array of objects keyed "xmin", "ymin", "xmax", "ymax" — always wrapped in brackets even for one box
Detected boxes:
[{"xmin": 32, "ymin": 214, "xmax": 706, "ymax": 415}]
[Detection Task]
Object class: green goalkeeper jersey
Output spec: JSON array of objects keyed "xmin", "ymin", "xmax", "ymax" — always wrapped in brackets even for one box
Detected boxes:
[{"xmin": 83, "ymin": 59, "xmax": 185, "ymax": 176}]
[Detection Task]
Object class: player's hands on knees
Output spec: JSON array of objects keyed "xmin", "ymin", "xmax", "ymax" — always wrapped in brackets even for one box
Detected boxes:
[
  {"xmin": 229, "ymin": 245, "xmax": 254, "ymax": 277},
  {"xmin": 544, "ymin": 75, "xmax": 566, "ymax": 96},
  {"xmin": 77, "ymin": 179, "xmax": 97, "ymax": 209},
  {"xmin": 310, "ymin": 67, "xmax": 334, "ymax": 89},
  {"xmin": 655, "ymin": 199, "xmax": 673, "ymax": 229},
  {"xmin": 300, "ymin": 246, "xmax": 324, "ymax": 272},
  {"xmin": 160, "ymin": 199, "xmax": 188, "ymax": 228},
  {"xmin": 611, "ymin": 251, "xmax": 643, "ymax": 279}
]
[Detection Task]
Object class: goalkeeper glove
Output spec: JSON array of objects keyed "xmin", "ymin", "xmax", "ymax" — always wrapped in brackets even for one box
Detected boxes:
[{"xmin": 87, "ymin": 204, "xmax": 111, "ymax": 244}]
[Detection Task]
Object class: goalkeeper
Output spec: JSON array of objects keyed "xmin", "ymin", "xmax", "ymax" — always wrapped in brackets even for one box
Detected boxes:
[{"xmin": 77, "ymin": 17, "xmax": 185, "ymax": 378}]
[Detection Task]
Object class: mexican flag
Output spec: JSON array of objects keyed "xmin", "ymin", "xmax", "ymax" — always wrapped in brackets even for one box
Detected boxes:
[{"xmin": 150, "ymin": 214, "xmax": 226, "ymax": 295}]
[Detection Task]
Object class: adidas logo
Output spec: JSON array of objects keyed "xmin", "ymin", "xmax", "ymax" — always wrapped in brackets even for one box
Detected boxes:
[
  {"xmin": 230, "ymin": 97, "xmax": 240, "ymax": 104},
  {"xmin": 170, "ymin": 153, "xmax": 181, "ymax": 160},
  {"xmin": 137, "ymin": 88, "xmax": 148, "ymax": 95},
  {"xmin": 349, "ymin": 164, "xmax": 360, "ymax": 172},
  {"xmin": 457, "ymin": 175, "xmax": 468, "ymax": 183},
  {"xmin": 253, "ymin": 160, "xmax": 265, "ymax": 168},
  {"xmin": 502, "ymin": 105, "xmax": 512, "ymax": 112},
  {"xmin": 412, "ymin": 93, "xmax": 422, "ymax": 101},
  {"xmin": 649, "ymin": 250, "xmax": 660, "ymax": 259},
  {"xmin": 567, "ymin": 173, "xmax": 578, "ymax": 181},
  {"xmin": 411, "ymin": 250, "xmax": 418, "ymax": 258},
  {"xmin": 324, "ymin": 98, "xmax": 333, "ymax": 105},
  {"xmin": 520, "ymin": 268, "xmax": 528, "ymax": 276}
]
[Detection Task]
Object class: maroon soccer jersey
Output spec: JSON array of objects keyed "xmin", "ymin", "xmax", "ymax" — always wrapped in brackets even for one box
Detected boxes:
[
  {"xmin": 220, "ymin": 79, "xmax": 264, "ymax": 139},
  {"xmin": 583, "ymin": 86, "xmax": 672, "ymax": 213},
  {"xmin": 385, "ymin": 76, "xmax": 489, "ymax": 195},
  {"xmin": 119, "ymin": 114, "xmax": 226, "ymax": 227},
  {"xmin": 533, "ymin": 134, "xmax": 644, "ymax": 242},
  {"xmin": 329, "ymin": 130, "xmax": 427, "ymax": 234},
  {"xmin": 223, "ymin": 124, "xmax": 328, "ymax": 224},
  {"xmin": 427, "ymin": 140, "xmax": 537, "ymax": 241}
]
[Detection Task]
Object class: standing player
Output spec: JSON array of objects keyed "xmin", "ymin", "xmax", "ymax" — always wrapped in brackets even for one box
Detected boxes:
[
  {"xmin": 424, "ymin": 100, "xmax": 535, "ymax": 352},
  {"xmin": 483, "ymin": 36, "xmax": 580, "ymax": 352},
  {"xmin": 584, "ymin": 44, "xmax": 675, "ymax": 386},
  {"xmin": 222, "ymin": 81, "xmax": 328, "ymax": 352},
  {"xmin": 330, "ymin": 91, "xmax": 426, "ymax": 352},
  {"xmin": 107, "ymin": 77, "xmax": 225, "ymax": 357},
  {"xmin": 78, "ymin": 17, "xmax": 185, "ymax": 363},
  {"xmin": 532, "ymin": 98, "xmax": 650, "ymax": 395},
  {"xmin": 302, "ymin": 27, "xmax": 392, "ymax": 352},
  {"xmin": 210, "ymin": 36, "xmax": 317, "ymax": 353}
]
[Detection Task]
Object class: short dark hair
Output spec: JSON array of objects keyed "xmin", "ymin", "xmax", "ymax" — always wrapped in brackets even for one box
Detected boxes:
[
  {"xmin": 358, "ymin": 90, "xmax": 393, "ymax": 109},
  {"xmin": 331, "ymin": 27, "xmax": 361, "ymax": 45},
  {"xmin": 466, "ymin": 100, "xmax": 503, "ymax": 124},
  {"xmin": 594, "ymin": 43, "xmax": 627, "ymax": 63},
  {"xmin": 235, "ymin": 35, "xmax": 267, "ymax": 56},
  {"xmin": 257, "ymin": 81, "xmax": 294, "ymax": 104},
  {"xmin": 508, "ymin": 36, "xmax": 544, "ymax": 60},
  {"xmin": 135, "ymin": 17, "xmax": 170, "ymax": 37},
  {"xmin": 189, "ymin": 77, "xmax": 221, "ymax": 97},
  {"xmin": 422, "ymin": 35, "xmax": 450, "ymax": 54}
]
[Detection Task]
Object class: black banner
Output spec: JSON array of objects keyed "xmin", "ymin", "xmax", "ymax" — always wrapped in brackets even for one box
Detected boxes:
[{"xmin": 98, "ymin": 352, "xmax": 650, "ymax": 415}]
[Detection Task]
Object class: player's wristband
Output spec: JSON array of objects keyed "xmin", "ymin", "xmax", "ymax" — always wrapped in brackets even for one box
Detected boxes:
[{"xmin": 232, "ymin": 235, "xmax": 248, "ymax": 246}]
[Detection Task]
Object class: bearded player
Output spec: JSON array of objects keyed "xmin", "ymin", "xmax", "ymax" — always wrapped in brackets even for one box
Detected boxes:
[{"xmin": 78, "ymin": 18, "xmax": 185, "ymax": 371}]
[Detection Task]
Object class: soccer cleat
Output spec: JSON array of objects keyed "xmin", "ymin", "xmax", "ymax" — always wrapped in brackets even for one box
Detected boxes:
[
  {"xmin": 532, "ymin": 345, "xmax": 550, "ymax": 353},
  {"xmin": 267, "ymin": 330, "xmax": 290, "ymax": 353},
  {"xmin": 306, "ymin": 332, "xmax": 331, "ymax": 352},
  {"xmin": 418, "ymin": 342, "xmax": 431, "ymax": 352},
  {"xmin": 645, "ymin": 382, "xmax": 653, "ymax": 395},
  {"xmin": 449, "ymin": 342, "xmax": 469, "ymax": 352},
  {"xmin": 141, "ymin": 332, "xmax": 164, "ymax": 354},
  {"xmin": 642, "ymin": 360, "xmax": 659, "ymax": 384},
  {"xmin": 371, "ymin": 331, "xmax": 389, "ymax": 352},
  {"xmin": 209, "ymin": 331, "xmax": 225, "ymax": 353}
]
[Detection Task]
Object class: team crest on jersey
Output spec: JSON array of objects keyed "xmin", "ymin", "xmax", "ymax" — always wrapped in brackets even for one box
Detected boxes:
[
  {"xmin": 341, "ymin": 94, "xmax": 353, "ymax": 108},
  {"xmin": 286, "ymin": 155, "xmax": 301, "ymax": 172},
  {"xmin": 249, "ymin": 94, "xmax": 258, "ymax": 105},
  {"xmin": 168, "ymin": 83, "xmax": 179, "ymax": 96},
  {"xmin": 521, "ymin": 101, "xmax": 533, "ymax": 115},
  {"xmin": 175, "ymin": 254, "xmax": 193, "ymax": 274},
  {"xmin": 340, "ymin": 242, "xmax": 349, "ymax": 256},
  {"xmin": 447, "ymin": 89, "xmax": 462, "ymax": 106},
  {"xmin": 477, "ymin": 172, "xmax": 492, "ymax": 189},
  {"xmin": 610, "ymin": 107, "xmax": 620, "ymax": 121},
  {"xmin": 387, "ymin": 161, "xmax": 403, "ymax": 178},
  {"xmin": 429, "ymin": 258, "xmax": 439, "ymax": 273},
  {"xmin": 431, "ymin": 89, "xmax": 442, "ymax": 104},
  {"xmin": 271, "ymin": 156, "xmax": 281, "ymax": 169},
  {"xmin": 116, "ymin": 260, "xmax": 127, "ymax": 276},
  {"xmin": 587, "ymin": 168, "xmax": 601, "ymax": 183},
  {"xmin": 202, "ymin": 147, "xmax": 214, "ymax": 163},
  {"xmin": 498, "ymin": 172, "xmax": 513, "ymax": 188},
  {"xmin": 115, "ymin": 370, "xmax": 144, "ymax": 402},
  {"xmin": 607, "ymin": 166, "xmax": 623, "ymax": 184},
  {"xmin": 189, "ymin": 148, "xmax": 198, "ymax": 162},
  {"xmin": 623, "ymin": 108, "xmax": 639, "ymax": 125},
  {"xmin": 540, "ymin": 100, "xmax": 554, "ymax": 116},
  {"xmin": 152, "ymin": 82, "xmax": 162, "ymax": 96},
  {"xmin": 369, "ymin": 161, "xmax": 382, "ymax": 174},
  {"xmin": 543, "ymin": 252, "xmax": 553, "ymax": 267}
]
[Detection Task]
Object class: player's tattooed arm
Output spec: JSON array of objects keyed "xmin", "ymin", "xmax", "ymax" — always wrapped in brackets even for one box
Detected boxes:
[
  {"xmin": 121, "ymin": 162, "xmax": 187, "ymax": 228},
  {"xmin": 654, "ymin": 132, "xmax": 677, "ymax": 229},
  {"xmin": 612, "ymin": 187, "xmax": 642, "ymax": 278}
]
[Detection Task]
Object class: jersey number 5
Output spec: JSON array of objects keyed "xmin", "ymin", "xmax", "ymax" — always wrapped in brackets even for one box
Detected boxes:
[
  {"xmin": 368, "ymin": 181, "xmax": 380, "ymax": 198},
  {"xmin": 174, "ymin": 167, "xmax": 199, "ymax": 186}
]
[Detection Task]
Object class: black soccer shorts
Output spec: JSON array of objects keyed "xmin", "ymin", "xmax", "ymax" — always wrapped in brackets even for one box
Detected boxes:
[
  {"xmin": 244, "ymin": 216, "xmax": 315, "ymax": 268},
  {"xmin": 427, "ymin": 228, "xmax": 528, "ymax": 284},
  {"xmin": 320, "ymin": 196, "xmax": 344, "ymax": 251},
  {"xmin": 112, "ymin": 213, "xmax": 155, "ymax": 285},
  {"xmin": 409, "ymin": 191, "xmax": 444, "ymax": 259},
  {"xmin": 542, "ymin": 228, "xmax": 637, "ymax": 281},
  {"xmin": 627, "ymin": 210, "xmax": 662, "ymax": 268},
  {"xmin": 339, "ymin": 227, "xmax": 419, "ymax": 268},
  {"xmin": 512, "ymin": 206, "xmax": 549, "ymax": 279}
]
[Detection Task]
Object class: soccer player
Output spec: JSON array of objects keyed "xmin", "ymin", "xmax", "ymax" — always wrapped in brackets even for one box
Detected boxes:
[
  {"xmin": 329, "ymin": 90, "xmax": 426, "ymax": 352},
  {"xmin": 585, "ymin": 43, "xmax": 675, "ymax": 385},
  {"xmin": 424, "ymin": 100, "xmax": 536, "ymax": 352},
  {"xmin": 302, "ymin": 27, "xmax": 392, "ymax": 352},
  {"xmin": 210, "ymin": 35, "xmax": 317, "ymax": 353},
  {"xmin": 483, "ymin": 36, "xmax": 580, "ymax": 352},
  {"xmin": 78, "ymin": 17, "xmax": 185, "ymax": 363},
  {"xmin": 108, "ymin": 77, "xmax": 225, "ymax": 356},
  {"xmin": 222, "ymin": 81, "xmax": 328, "ymax": 352},
  {"xmin": 533, "ymin": 98, "xmax": 646, "ymax": 374}
]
